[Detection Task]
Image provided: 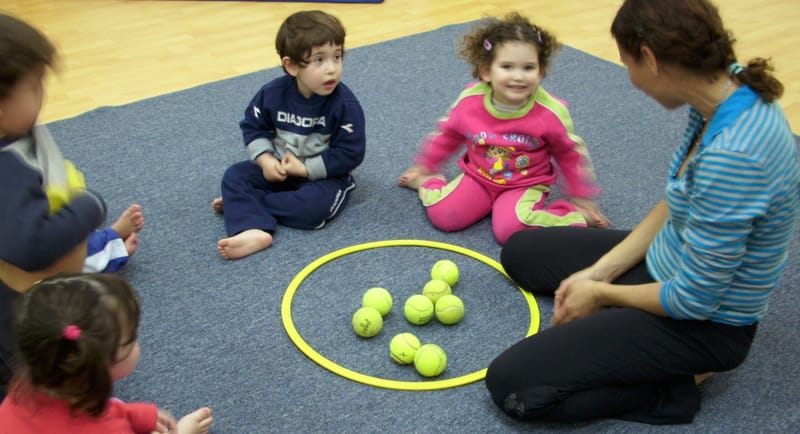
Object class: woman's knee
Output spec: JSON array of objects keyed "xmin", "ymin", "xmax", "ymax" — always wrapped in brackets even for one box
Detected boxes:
[{"xmin": 485, "ymin": 358, "xmax": 560, "ymax": 421}]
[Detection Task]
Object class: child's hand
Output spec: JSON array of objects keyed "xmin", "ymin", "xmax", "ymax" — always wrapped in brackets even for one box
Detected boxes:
[
  {"xmin": 154, "ymin": 408, "xmax": 178, "ymax": 433},
  {"xmin": 256, "ymin": 153, "xmax": 287, "ymax": 182},
  {"xmin": 281, "ymin": 152, "xmax": 308, "ymax": 178},
  {"xmin": 570, "ymin": 198, "xmax": 611, "ymax": 228}
]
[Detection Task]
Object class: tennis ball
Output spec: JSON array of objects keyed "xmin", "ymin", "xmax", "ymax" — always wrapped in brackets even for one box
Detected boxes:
[
  {"xmin": 414, "ymin": 343, "xmax": 447, "ymax": 377},
  {"xmin": 403, "ymin": 294, "xmax": 434, "ymax": 325},
  {"xmin": 434, "ymin": 294, "xmax": 464, "ymax": 325},
  {"xmin": 389, "ymin": 332, "xmax": 421, "ymax": 365},
  {"xmin": 352, "ymin": 306, "xmax": 383, "ymax": 338},
  {"xmin": 431, "ymin": 259, "xmax": 459, "ymax": 286},
  {"xmin": 362, "ymin": 287, "xmax": 393, "ymax": 316},
  {"xmin": 422, "ymin": 279, "xmax": 452, "ymax": 303}
]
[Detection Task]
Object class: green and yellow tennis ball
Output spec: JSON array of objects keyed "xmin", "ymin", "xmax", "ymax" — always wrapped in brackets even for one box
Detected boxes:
[
  {"xmin": 362, "ymin": 287, "xmax": 393, "ymax": 316},
  {"xmin": 403, "ymin": 294, "xmax": 434, "ymax": 325},
  {"xmin": 434, "ymin": 294, "xmax": 464, "ymax": 325},
  {"xmin": 431, "ymin": 259, "xmax": 459, "ymax": 286},
  {"xmin": 389, "ymin": 332, "xmax": 421, "ymax": 365},
  {"xmin": 422, "ymin": 279, "xmax": 452, "ymax": 303},
  {"xmin": 352, "ymin": 306, "xmax": 383, "ymax": 338},
  {"xmin": 414, "ymin": 343, "xmax": 447, "ymax": 377}
]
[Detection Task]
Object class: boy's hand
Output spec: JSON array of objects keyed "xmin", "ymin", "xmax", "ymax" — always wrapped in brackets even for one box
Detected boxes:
[
  {"xmin": 281, "ymin": 152, "xmax": 308, "ymax": 178},
  {"xmin": 256, "ymin": 153, "xmax": 287, "ymax": 182}
]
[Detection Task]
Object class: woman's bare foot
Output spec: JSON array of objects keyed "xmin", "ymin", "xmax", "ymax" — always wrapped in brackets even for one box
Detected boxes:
[
  {"xmin": 217, "ymin": 229, "xmax": 273, "ymax": 260},
  {"xmin": 398, "ymin": 167, "xmax": 445, "ymax": 191},
  {"xmin": 111, "ymin": 204, "xmax": 144, "ymax": 239},
  {"xmin": 124, "ymin": 232, "xmax": 139, "ymax": 256},
  {"xmin": 211, "ymin": 197, "xmax": 223, "ymax": 214},
  {"xmin": 694, "ymin": 372, "xmax": 714, "ymax": 385},
  {"xmin": 176, "ymin": 407, "xmax": 213, "ymax": 434}
]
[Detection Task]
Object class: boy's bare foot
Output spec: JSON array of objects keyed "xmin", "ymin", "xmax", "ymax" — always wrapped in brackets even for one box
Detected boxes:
[
  {"xmin": 211, "ymin": 197, "xmax": 223, "ymax": 214},
  {"xmin": 124, "ymin": 232, "xmax": 140, "ymax": 256},
  {"xmin": 217, "ymin": 229, "xmax": 273, "ymax": 260},
  {"xmin": 177, "ymin": 407, "xmax": 213, "ymax": 434},
  {"xmin": 111, "ymin": 204, "xmax": 144, "ymax": 239},
  {"xmin": 398, "ymin": 167, "xmax": 445, "ymax": 191}
]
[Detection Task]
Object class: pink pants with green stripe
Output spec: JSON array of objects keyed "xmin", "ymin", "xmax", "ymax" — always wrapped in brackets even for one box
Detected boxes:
[{"xmin": 418, "ymin": 173, "xmax": 586, "ymax": 244}]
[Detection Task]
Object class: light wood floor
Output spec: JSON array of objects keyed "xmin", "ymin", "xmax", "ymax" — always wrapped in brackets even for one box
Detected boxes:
[{"xmin": 4, "ymin": 0, "xmax": 799, "ymax": 131}]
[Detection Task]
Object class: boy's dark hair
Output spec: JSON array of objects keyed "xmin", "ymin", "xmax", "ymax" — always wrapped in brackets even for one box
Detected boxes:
[
  {"xmin": 12, "ymin": 274, "xmax": 141, "ymax": 417},
  {"xmin": 0, "ymin": 13, "xmax": 56, "ymax": 99},
  {"xmin": 275, "ymin": 10, "xmax": 346, "ymax": 73}
]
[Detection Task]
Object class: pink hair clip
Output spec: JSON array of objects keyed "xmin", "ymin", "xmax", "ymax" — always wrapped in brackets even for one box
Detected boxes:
[
  {"xmin": 537, "ymin": 30, "xmax": 543, "ymax": 44},
  {"xmin": 483, "ymin": 38, "xmax": 492, "ymax": 51},
  {"xmin": 62, "ymin": 325, "xmax": 82, "ymax": 341}
]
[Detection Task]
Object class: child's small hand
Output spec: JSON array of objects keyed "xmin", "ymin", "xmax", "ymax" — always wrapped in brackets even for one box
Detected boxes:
[
  {"xmin": 154, "ymin": 408, "xmax": 178, "ymax": 433},
  {"xmin": 256, "ymin": 153, "xmax": 287, "ymax": 182},
  {"xmin": 281, "ymin": 152, "xmax": 308, "ymax": 178},
  {"xmin": 570, "ymin": 197, "xmax": 611, "ymax": 228}
]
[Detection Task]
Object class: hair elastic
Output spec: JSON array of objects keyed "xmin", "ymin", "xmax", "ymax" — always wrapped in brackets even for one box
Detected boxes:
[
  {"xmin": 483, "ymin": 38, "xmax": 492, "ymax": 51},
  {"xmin": 62, "ymin": 325, "xmax": 82, "ymax": 341},
  {"xmin": 536, "ymin": 30, "xmax": 543, "ymax": 44},
  {"xmin": 728, "ymin": 62, "xmax": 745, "ymax": 76}
]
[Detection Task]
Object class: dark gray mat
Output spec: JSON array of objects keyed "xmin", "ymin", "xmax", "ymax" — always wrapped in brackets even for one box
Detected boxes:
[{"xmin": 47, "ymin": 21, "xmax": 800, "ymax": 433}]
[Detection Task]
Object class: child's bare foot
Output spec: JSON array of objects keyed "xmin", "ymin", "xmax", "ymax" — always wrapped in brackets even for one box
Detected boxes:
[
  {"xmin": 111, "ymin": 204, "xmax": 144, "ymax": 239},
  {"xmin": 176, "ymin": 407, "xmax": 213, "ymax": 434},
  {"xmin": 124, "ymin": 232, "xmax": 139, "ymax": 256},
  {"xmin": 217, "ymin": 229, "xmax": 273, "ymax": 260},
  {"xmin": 211, "ymin": 197, "xmax": 223, "ymax": 214},
  {"xmin": 398, "ymin": 167, "xmax": 445, "ymax": 191}
]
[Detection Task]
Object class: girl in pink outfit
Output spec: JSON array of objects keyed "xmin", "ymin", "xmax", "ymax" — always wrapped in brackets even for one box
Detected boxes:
[
  {"xmin": 399, "ymin": 12, "xmax": 609, "ymax": 243},
  {"xmin": 0, "ymin": 274, "xmax": 213, "ymax": 434}
]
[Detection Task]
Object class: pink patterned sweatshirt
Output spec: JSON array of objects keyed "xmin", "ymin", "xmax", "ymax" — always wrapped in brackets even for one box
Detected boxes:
[{"xmin": 414, "ymin": 82, "xmax": 601, "ymax": 199}]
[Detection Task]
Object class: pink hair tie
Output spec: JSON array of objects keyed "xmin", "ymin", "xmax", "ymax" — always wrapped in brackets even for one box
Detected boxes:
[{"xmin": 62, "ymin": 325, "xmax": 82, "ymax": 341}]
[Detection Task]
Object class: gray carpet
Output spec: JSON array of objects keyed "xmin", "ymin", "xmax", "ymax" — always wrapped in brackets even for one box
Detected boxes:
[{"xmin": 47, "ymin": 22, "xmax": 800, "ymax": 433}]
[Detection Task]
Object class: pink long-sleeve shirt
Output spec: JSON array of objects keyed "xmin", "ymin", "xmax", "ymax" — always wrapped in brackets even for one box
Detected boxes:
[{"xmin": 414, "ymin": 82, "xmax": 601, "ymax": 199}]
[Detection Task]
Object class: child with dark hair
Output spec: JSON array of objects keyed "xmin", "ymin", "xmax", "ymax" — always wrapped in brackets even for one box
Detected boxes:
[
  {"xmin": 212, "ymin": 10, "xmax": 366, "ymax": 259},
  {"xmin": 0, "ymin": 13, "xmax": 144, "ymax": 399},
  {"xmin": 399, "ymin": 12, "xmax": 608, "ymax": 244},
  {"xmin": 0, "ymin": 274, "xmax": 213, "ymax": 433}
]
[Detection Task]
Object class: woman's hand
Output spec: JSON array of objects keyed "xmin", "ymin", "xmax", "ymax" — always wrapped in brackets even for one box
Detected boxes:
[{"xmin": 551, "ymin": 278, "xmax": 604, "ymax": 326}]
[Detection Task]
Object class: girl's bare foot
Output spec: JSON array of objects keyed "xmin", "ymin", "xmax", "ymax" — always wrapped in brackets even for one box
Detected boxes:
[
  {"xmin": 124, "ymin": 232, "xmax": 139, "ymax": 256},
  {"xmin": 177, "ymin": 407, "xmax": 213, "ymax": 434},
  {"xmin": 211, "ymin": 197, "xmax": 223, "ymax": 214},
  {"xmin": 111, "ymin": 204, "xmax": 144, "ymax": 239},
  {"xmin": 217, "ymin": 229, "xmax": 273, "ymax": 260},
  {"xmin": 398, "ymin": 167, "xmax": 445, "ymax": 191}
]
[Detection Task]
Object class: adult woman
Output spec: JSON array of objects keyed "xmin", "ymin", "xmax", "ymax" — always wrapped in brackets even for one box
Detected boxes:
[{"xmin": 484, "ymin": 0, "xmax": 799, "ymax": 425}]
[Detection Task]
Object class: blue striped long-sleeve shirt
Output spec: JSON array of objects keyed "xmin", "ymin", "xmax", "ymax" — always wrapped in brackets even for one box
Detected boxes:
[{"xmin": 647, "ymin": 86, "xmax": 800, "ymax": 326}]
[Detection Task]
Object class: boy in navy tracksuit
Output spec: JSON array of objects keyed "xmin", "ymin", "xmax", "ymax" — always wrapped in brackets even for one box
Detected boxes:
[
  {"xmin": 0, "ymin": 14, "xmax": 144, "ymax": 400},
  {"xmin": 212, "ymin": 10, "xmax": 365, "ymax": 259}
]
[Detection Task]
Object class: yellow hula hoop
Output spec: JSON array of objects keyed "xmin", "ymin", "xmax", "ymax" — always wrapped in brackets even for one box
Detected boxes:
[{"xmin": 280, "ymin": 239, "xmax": 540, "ymax": 391}]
